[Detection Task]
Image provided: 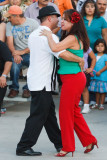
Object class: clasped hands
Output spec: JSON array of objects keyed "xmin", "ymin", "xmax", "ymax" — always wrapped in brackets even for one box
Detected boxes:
[{"xmin": 12, "ymin": 50, "xmax": 24, "ymax": 64}]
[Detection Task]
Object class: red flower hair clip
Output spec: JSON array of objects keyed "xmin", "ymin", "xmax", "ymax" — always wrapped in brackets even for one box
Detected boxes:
[{"xmin": 71, "ymin": 12, "xmax": 80, "ymax": 23}]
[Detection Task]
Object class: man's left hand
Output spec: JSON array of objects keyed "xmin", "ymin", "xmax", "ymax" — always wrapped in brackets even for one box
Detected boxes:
[{"xmin": 0, "ymin": 76, "xmax": 7, "ymax": 88}]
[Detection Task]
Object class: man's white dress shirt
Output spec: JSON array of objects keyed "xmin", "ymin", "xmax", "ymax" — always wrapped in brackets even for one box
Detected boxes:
[{"xmin": 27, "ymin": 26, "xmax": 65, "ymax": 91}]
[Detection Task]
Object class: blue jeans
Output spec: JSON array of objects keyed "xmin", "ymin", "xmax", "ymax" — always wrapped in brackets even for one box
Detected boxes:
[{"xmin": 10, "ymin": 54, "xmax": 30, "ymax": 91}]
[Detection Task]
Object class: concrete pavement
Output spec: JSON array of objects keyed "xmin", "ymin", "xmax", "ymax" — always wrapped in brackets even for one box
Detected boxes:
[{"xmin": 0, "ymin": 95, "xmax": 107, "ymax": 160}]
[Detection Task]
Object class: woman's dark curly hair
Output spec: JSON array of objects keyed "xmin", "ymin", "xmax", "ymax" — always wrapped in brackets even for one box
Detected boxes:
[
  {"xmin": 94, "ymin": 39, "xmax": 107, "ymax": 53},
  {"xmin": 61, "ymin": 9, "xmax": 90, "ymax": 52},
  {"xmin": 81, "ymin": 0, "xmax": 100, "ymax": 18}
]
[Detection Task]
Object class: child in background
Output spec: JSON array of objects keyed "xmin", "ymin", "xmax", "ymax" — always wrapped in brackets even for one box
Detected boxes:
[
  {"xmin": 80, "ymin": 47, "xmax": 96, "ymax": 114},
  {"xmin": 89, "ymin": 39, "xmax": 107, "ymax": 110}
]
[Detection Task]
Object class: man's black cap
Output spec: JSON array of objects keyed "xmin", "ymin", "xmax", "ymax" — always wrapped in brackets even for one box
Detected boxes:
[{"xmin": 37, "ymin": 6, "xmax": 61, "ymax": 19}]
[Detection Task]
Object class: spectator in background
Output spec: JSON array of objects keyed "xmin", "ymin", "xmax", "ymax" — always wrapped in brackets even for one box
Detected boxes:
[
  {"xmin": 51, "ymin": 0, "xmax": 73, "ymax": 16},
  {"xmin": 81, "ymin": 0, "xmax": 107, "ymax": 106},
  {"xmin": 81, "ymin": 47, "xmax": 96, "ymax": 114},
  {"xmin": 96, "ymin": 0, "xmax": 107, "ymax": 21},
  {"xmin": 71, "ymin": 0, "xmax": 77, "ymax": 9},
  {"xmin": 89, "ymin": 39, "xmax": 107, "ymax": 110},
  {"xmin": 24, "ymin": 0, "xmax": 61, "ymax": 34},
  {"xmin": 73, "ymin": 0, "xmax": 78, "ymax": 7},
  {"xmin": 0, "ymin": 12, "xmax": 6, "ymax": 42},
  {"xmin": 96, "ymin": 0, "xmax": 107, "ymax": 104},
  {"xmin": 81, "ymin": 0, "xmax": 107, "ymax": 51},
  {"xmin": 1, "ymin": 0, "xmax": 28, "ymax": 22},
  {"xmin": 6, "ymin": 5, "xmax": 39, "ymax": 98},
  {"xmin": 0, "ymin": 40, "xmax": 12, "ymax": 116},
  {"xmin": 0, "ymin": 11, "xmax": 11, "ymax": 115},
  {"xmin": 76, "ymin": 0, "xmax": 86, "ymax": 12}
]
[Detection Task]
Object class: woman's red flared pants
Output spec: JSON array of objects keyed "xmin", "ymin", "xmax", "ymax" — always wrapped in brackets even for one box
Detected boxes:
[{"xmin": 59, "ymin": 72, "xmax": 96, "ymax": 152}]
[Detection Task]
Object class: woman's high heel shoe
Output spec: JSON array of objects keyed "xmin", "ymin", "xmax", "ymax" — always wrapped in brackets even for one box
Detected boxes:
[
  {"xmin": 56, "ymin": 151, "xmax": 74, "ymax": 157},
  {"xmin": 84, "ymin": 141, "xmax": 99, "ymax": 153}
]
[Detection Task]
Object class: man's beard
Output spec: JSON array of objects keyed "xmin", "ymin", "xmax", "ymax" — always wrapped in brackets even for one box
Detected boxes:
[{"xmin": 99, "ymin": 8, "xmax": 105, "ymax": 14}]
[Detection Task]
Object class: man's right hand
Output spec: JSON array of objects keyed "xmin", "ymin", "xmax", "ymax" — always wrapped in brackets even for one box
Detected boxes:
[
  {"xmin": 0, "ymin": 76, "xmax": 7, "ymax": 88},
  {"xmin": 13, "ymin": 55, "xmax": 23, "ymax": 64},
  {"xmin": 79, "ymin": 58, "xmax": 84, "ymax": 72}
]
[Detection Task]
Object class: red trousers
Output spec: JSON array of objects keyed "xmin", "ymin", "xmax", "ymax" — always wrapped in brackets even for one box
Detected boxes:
[{"xmin": 59, "ymin": 72, "xmax": 96, "ymax": 152}]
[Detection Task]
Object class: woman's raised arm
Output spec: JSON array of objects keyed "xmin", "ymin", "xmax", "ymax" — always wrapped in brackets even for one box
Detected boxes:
[{"xmin": 40, "ymin": 29, "xmax": 75, "ymax": 52}]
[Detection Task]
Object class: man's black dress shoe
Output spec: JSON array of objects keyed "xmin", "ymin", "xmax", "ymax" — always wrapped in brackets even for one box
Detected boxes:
[
  {"xmin": 56, "ymin": 148, "xmax": 62, "ymax": 152},
  {"xmin": 16, "ymin": 148, "xmax": 42, "ymax": 156}
]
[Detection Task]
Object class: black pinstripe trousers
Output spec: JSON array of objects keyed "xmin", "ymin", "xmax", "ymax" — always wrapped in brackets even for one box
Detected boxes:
[{"xmin": 16, "ymin": 88, "xmax": 62, "ymax": 152}]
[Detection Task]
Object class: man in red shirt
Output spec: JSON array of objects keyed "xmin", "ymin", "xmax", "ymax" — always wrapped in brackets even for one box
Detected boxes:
[{"xmin": 51, "ymin": 0, "xmax": 73, "ymax": 16}]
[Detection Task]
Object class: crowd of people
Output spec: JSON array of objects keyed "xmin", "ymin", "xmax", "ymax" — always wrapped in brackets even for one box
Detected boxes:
[{"xmin": 0, "ymin": 0, "xmax": 107, "ymax": 157}]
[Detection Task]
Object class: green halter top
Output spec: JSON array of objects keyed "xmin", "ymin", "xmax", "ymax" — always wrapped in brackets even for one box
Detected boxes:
[{"xmin": 58, "ymin": 35, "xmax": 83, "ymax": 74}]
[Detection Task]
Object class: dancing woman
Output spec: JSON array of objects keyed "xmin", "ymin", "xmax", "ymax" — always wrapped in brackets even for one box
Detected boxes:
[{"xmin": 40, "ymin": 9, "xmax": 98, "ymax": 157}]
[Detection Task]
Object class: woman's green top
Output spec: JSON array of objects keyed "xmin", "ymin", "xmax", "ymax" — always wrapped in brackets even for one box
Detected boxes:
[{"xmin": 58, "ymin": 35, "xmax": 83, "ymax": 74}]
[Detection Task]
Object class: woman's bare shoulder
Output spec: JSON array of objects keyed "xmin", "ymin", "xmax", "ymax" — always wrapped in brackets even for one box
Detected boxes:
[{"xmin": 66, "ymin": 35, "xmax": 77, "ymax": 42}]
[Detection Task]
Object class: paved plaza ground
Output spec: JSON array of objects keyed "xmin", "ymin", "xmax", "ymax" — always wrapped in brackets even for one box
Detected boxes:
[{"xmin": 0, "ymin": 94, "xmax": 107, "ymax": 160}]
